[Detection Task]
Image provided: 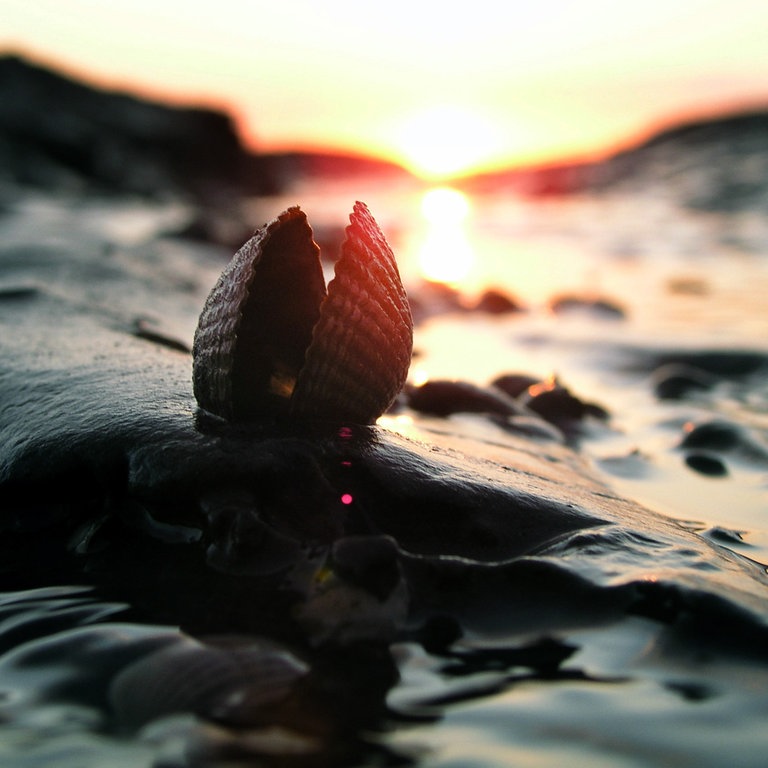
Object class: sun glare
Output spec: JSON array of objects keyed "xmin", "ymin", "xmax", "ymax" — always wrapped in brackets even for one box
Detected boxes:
[
  {"xmin": 421, "ymin": 186, "xmax": 470, "ymax": 223},
  {"xmin": 417, "ymin": 187, "xmax": 475, "ymax": 285},
  {"xmin": 395, "ymin": 105, "xmax": 504, "ymax": 180}
]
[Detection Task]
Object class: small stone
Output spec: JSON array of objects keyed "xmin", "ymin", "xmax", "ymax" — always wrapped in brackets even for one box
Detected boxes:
[{"xmin": 684, "ymin": 453, "xmax": 728, "ymax": 477}]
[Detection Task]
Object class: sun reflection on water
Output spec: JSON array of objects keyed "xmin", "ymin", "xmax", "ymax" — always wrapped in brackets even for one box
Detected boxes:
[{"xmin": 416, "ymin": 187, "xmax": 476, "ymax": 285}]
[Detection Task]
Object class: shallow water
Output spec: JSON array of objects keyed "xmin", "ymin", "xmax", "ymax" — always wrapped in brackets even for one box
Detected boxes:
[
  {"xmin": 269, "ymin": 178, "xmax": 768, "ymax": 560},
  {"xmin": 1, "ymin": 180, "xmax": 767, "ymax": 766}
]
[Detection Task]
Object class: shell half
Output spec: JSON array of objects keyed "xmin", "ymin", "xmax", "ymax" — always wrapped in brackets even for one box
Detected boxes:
[
  {"xmin": 291, "ymin": 202, "xmax": 413, "ymax": 424},
  {"xmin": 192, "ymin": 202, "xmax": 413, "ymax": 425},
  {"xmin": 192, "ymin": 207, "xmax": 326, "ymax": 421}
]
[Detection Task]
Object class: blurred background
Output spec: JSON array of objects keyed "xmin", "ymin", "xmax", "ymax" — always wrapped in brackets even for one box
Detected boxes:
[
  {"xmin": 2, "ymin": 7, "xmax": 768, "ymax": 766},
  {"xmin": 2, "ymin": 0, "xmax": 768, "ymax": 316},
  {"xmin": 4, "ymin": 0, "xmax": 768, "ymax": 172}
]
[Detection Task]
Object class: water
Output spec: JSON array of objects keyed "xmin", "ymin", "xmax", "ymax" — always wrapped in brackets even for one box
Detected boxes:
[
  {"xmin": 266, "ymin": 177, "xmax": 768, "ymax": 559},
  {"xmin": 1, "ymin": 179, "xmax": 768, "ymax": 766}
]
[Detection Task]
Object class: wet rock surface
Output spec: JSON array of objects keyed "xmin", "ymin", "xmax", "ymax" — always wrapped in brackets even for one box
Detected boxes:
[
  {"xmin": 2, "ymin": 214, "xmax": 766, "ymax": 622},
  {"xmin": 1, "ymin": 200, "xmax": 768, "ymax": 766}
]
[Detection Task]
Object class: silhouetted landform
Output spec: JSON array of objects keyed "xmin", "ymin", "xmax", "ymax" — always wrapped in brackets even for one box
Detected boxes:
[
  {"xmin": 0, "ymin": 54, "xmax": 280, "ymax": 202},
  {"xmin": 460, "ymin": 110, "xmax": 768, "ymax": 211},
  {"xmin": 595, "ymin": 111, "xmax": 768, "ymax": 210},
  {"xmin": 257, "ymin": 150, "xmax": 410, "ymax": 186},
  {"xmin": 0, "ymin": 54, "xmax": 411, "ymax": 205},
  {"xmin": 459, "ymin": 159, "xmax": 597, "ymax": 197},
  {"xmin": 4, "ymin": 53, "xmax": 768, "ymax": 214}
]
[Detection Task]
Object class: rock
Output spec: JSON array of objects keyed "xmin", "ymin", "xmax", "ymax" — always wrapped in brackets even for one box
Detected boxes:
[
  {"xmin": 646, "ymin": 350, "xmax": 768, "ymax": 378},
  {"xmin": 406, "ymin": 379, "xmax": 526, "ymax": 418},
  {"xmin": 406, "ymin": 280, "xmax": 466, "ymax": 322},
  {"xmin": 492, "ymin": 373, "xmax": 610, "ymax": 431},
  {"xmin": 650, "ymin": 362, "xmax": 717, "ymax": 400},
  {"xmin": 472, "ymin": 288, "xmax": 524, "ymax": 314},
  {"xmin": 491, "ymin": 373, "xmax": 541, "ymax": 399},
  {"xmin": 0, "ymin": 55, "xmax": 273, "ymax": 201},
  {"xmin": 685, "ymin": 453, "xmax": 728, "ymax": 477},
  {"xmin": 548, "ymin": 294, "xmax": 626, "ymax": 320},
  {"xmin": 679, "ymin": 420, "xmax": 768, "ymax": 464},
  {"xmin": 0, "ymin": 209, "xmax": 767, "ymax": 654}
]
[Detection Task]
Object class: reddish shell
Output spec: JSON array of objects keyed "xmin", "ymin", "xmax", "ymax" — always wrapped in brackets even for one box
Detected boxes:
[
  {"xmin": 290, "ymin": 202, "xmax": 413, "ymax": 424},
  {"xmin": 192, "ymin": 202, "xmax": 413, "ymax": 425}
]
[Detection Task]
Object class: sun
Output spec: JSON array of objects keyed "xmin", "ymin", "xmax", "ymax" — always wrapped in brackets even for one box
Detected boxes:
[{"xmin": 394, "ymin": 105, "xmax": 504, "ymax": 180}]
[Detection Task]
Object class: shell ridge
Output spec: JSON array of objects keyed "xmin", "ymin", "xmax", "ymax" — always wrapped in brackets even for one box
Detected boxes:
[
  {"xmin": 333, "ymin": 224, "xmax": 413, "ymax": 337},
  {"xmin": 290, "ymin": 204, "xmax": 412, "ymax": 423},
  {"xmin": 330, "ymin": 232, "xmax": 411, "ymax": 327},
  {"xmin": 193, "ymin": 201, "xmax": 411, "ymax": 425},
  {"xmin": 193, "ymin": 207, "xmax": 326, "ymax": 421},
  {"xmin": 305, "ymin": 309, "xmax": 399, "ymax": 389},
  {"xmin": 192, "ymin": 231, "xmax": 268, "ymax": 419}
]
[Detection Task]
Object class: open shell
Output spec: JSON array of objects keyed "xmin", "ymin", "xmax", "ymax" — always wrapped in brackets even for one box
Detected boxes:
[{"xmin": 192, "ymin": 202, "xmax": 413, "ymax": 424}]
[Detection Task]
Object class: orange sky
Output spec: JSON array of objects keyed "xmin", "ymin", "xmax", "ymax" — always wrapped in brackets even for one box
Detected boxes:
[{"xmin": 2, "ymin": 0, "xmax": 768, "ymax": 178}]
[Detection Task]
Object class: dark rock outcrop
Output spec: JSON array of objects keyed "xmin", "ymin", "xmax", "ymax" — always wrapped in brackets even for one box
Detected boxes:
[
  {"xmin": 0, "ymin": 54, "xmax": 276, "ymax": 201},
  {"xmin": 458, "ymin": 108, "xmax": 768, "ymax": 212},
  {"xmin": 595, "ymin": 111, "xmax": 768, "ymax": 210}
]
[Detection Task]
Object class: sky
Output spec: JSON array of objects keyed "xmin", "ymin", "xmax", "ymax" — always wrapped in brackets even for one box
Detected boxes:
[{"xmin": 2, "ymin": 0, "xmax": 768, "ymax": 178}]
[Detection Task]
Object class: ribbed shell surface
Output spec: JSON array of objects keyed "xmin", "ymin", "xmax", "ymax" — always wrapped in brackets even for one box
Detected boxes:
[
  {"xmin": 192, "ymin": 207, "xmax": 326, "ymax": 420},
  {"xmin": 290, "ymin": 202, "xmax": 413, "ymax": 424}
]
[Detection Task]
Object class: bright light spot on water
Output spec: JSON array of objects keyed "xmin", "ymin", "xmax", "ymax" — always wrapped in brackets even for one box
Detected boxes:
[
  {"xmin": 410, "ymin": 366, "xmax": 430, "ymax": 387},
  {"xmin": 421, "ymin": 187, "xmax": 470, "ymax": 223},
  {"xmin": 417, "ymin": 188, "xmax": 475, "ymax": 285}
]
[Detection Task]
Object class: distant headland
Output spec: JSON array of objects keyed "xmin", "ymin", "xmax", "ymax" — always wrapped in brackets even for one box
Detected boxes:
[{"xmin": 2, "ymin": 53, "xmax": 767, "ymax": 212}]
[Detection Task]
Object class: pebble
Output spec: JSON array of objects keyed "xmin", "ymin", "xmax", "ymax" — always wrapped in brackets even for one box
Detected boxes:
[
  {"xmin": 491, "ymin": 373, "xmax": 541, "ymax": 399},
  {"xmin": 548, "ymin": 295, "xmax": 626, "ymax": 320},
  {"xmin": 519, "ymin": 382, "xmax": 609, "ymax": 427},
  {"xmin": 407, "ymin": 379, "xmax": 524, "ymax": 418},
  {"xmin": 650, "ymin": 363, "xmax": 716, "ymax": 400},
  {"xmin": 684, "ymin": 453, "xmax": 728, "ymax": 477},
  {"xmin": 472, "ymin": 289, "xmax": 524, "ymax": 315}
]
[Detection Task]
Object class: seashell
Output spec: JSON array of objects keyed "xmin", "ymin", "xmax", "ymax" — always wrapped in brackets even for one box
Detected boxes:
[
  {"xmin": 110, "ymin": 637, "xmax": 309, "ymax": 728},
  {"xmin": 193, "ymin": 202, "xmax": 412, "ymax": 424}
]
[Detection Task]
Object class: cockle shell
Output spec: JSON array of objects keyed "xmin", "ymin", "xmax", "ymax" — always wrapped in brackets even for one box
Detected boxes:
[
  {"xmin": 192, "ymin": 201, "xmax": 413, "ymax": 424},
  {"xmin": 110, "ymin": 637, "xmax": 309, "ymax": 728}
]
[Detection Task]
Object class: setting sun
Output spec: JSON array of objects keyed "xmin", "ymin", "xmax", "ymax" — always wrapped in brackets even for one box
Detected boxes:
[{"xmin": 395, "ymin": 105, "xmax": 506, "ymax": 180}]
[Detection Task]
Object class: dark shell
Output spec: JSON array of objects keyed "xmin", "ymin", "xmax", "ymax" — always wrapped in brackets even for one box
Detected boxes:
[
  {"xmin": 192, "ymin": 202, "xmax": 413, "ymax": 425},
  {"xmin": 192, "ymin": 207, "xmax": 326, "ymax": 421}
]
